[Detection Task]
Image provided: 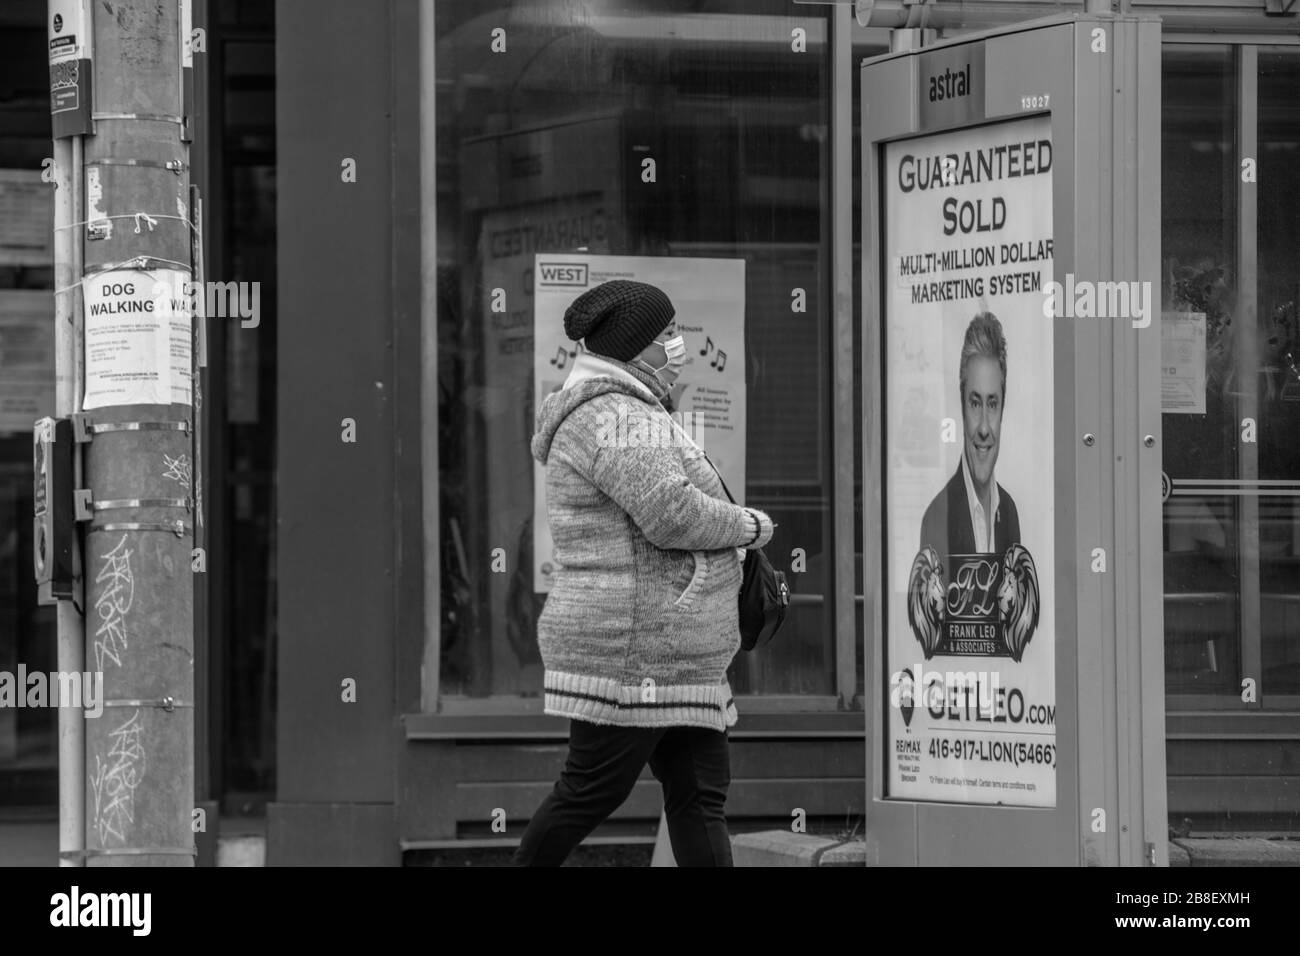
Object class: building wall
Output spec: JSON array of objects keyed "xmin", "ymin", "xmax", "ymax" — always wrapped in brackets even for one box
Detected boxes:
[
  {"xmin": 271, "ymin": 0, "xmax": 402, "ymax": 864},
  {"xmin": 269, "ymin": 1, "xmax": 1299, "ymax": 863},
  {"xmin": 0, "ymin": 1, "xmax": 58, "ymax": 813}
]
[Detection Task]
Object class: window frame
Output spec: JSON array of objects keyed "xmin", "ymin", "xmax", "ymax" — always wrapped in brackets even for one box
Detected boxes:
[
  {"xmin": 415, "ymin": 2, "xmax": 867, "ymax": 720},
  {"xmin": 1162, "ymin": 36, "xmax": 1300, "ymax": 715},
  {"xmin": 412, "ymin": 16, "xmax": 1300, "ymax": 723}
]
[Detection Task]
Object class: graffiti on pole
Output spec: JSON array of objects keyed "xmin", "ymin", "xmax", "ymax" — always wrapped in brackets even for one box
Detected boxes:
[
  {"xmin": 91, "ymin": 708, "xmax": 147, "ymax": 845},
  {"xmin": 161, "ymin": 452, "xmax": 191, "ymax": 488},
  {"xmin": 92, "ymin": 533, "xmax": 135, "ymax": 672}
]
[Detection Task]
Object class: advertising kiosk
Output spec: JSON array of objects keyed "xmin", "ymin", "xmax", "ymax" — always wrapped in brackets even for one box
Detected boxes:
[{"xmin": 861, "ymin": 15, "xmax": 1169, "ymax": 865}]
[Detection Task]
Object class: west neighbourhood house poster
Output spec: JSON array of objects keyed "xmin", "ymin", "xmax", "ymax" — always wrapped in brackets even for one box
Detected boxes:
[
  {"xmin": 532, "ymin": 254, "xmax": 746, "ymax": 593},
  {"xmin": 884, "ymin": 115, "xmax": 1056, "ymax": 808},
  {"xmin": 82, "ymin": 269, "xmax": 193, "ymax": 409}
]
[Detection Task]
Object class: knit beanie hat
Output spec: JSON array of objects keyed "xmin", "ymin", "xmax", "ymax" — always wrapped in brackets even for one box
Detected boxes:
[{"xmin": 562, "ymin": 280, "xmax": 675, "ymax": 362}]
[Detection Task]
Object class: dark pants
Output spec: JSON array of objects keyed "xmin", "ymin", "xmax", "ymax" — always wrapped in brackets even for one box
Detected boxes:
[{"xmin": 514, "ymin": 721, "xmax": 733, "ymax": 867}]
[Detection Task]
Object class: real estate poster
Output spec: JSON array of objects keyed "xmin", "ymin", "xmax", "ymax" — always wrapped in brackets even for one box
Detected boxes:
[
  {"xmin": 883, "ymin": 115, "xmax": 1056, "ymax": 808},
  {"xmin": 532, "ymin": 254, "xmax": 746, "ymax": 593}
]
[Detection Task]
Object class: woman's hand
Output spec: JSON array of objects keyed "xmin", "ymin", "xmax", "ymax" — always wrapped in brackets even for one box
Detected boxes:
[{"xmin": 742, "ymin": 508, "xmax": 775, "ymax": 549}]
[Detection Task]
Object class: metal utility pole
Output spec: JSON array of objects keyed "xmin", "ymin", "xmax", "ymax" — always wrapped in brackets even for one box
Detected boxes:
[
  {"xmin": 62, "ymin": 0, "xmax": 196, "ymax": 867},
  {"xmin": 51, "ymin": 119, "xmax": 86, "ymax": 869}
]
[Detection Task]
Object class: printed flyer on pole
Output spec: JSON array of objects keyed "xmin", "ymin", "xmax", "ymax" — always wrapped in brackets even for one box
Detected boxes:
[{"xmin": 82, "ymin": 268, "xmax": 193, "ymax": 409}]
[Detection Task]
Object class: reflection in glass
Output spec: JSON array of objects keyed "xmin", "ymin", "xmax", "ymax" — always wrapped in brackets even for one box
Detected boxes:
[
  {"xmin": 434, "ymin": 1, "xmax": 834, "ymax": 698},
  {"xmin": 1161, "ymin": 47, "xmax": 1240, "ymax": 695},
  {"xmin": 1258, "ymin": 50, "xmax": 1300, "ymax": 697}
]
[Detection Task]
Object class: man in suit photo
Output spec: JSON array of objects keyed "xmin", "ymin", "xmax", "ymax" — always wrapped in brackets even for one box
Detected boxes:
[{"xmin": 919, "ymin": 311, "xmax": 1021, "ymax": 560}]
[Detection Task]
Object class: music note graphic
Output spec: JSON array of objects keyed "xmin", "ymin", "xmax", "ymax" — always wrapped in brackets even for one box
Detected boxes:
[
  {"xmin": 700, "ymin": 336, "xmax": 714, "ymax": 357},
  {"xmin": 550, "ymin": 346, "xmax": 569, "ymax": 370},
  {"xmin": 711, "ymin": 350, "xmax": 726, "ymax": 372}
]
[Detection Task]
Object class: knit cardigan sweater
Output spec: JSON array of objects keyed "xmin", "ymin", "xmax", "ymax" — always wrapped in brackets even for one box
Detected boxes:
[{"xmin": 531, "ymin": 353, "xmax": 775, "ymax": 731}]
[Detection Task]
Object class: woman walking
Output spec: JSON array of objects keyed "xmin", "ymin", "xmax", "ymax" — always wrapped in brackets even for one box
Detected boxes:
[{"xmin": 516, "ymin": 279, "xmax": 774, "ymax": 867}]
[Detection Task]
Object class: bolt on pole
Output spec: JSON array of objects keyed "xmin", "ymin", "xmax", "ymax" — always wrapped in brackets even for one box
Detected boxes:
[{"xmin": 78, "ymin": 0, "xmax": 196, "ymax": 867}]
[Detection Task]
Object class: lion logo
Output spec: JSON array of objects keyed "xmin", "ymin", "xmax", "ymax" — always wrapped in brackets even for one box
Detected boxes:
[
  {"xmin": 907, "ymin": 546, "xmax": 946, "ymax": 660},
  {"xmin": 997, "ymin": 543, "xmax": 1040, "ymax": 662}
]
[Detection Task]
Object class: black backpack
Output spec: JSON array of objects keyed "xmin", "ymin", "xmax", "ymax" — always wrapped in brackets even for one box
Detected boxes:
[{"xmin": 736, "ymin": 544, "xmax": 790, "ymax": 651}]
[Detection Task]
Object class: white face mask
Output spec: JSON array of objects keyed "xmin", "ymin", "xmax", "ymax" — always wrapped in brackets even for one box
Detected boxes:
[{"xmin": 640, "ymin": 334, "xmax": 687, "ymax": 377}]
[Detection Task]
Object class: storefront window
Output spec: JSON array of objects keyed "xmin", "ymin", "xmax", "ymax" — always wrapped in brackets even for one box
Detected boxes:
[
  {"xmin": 433, "ymin": 1, "xmax": 836, "ymax": 701},
  {"xmin": 1160, "ymin": 46, "xmax": 1240, "ymax": 697},
  {"xmin": 1257, "ymin": 49, "xmax": 1300, "ymax": 699},
  {"xmin": 1162, "ymin": 45, "xmax": 1300, "ymax": 706}
]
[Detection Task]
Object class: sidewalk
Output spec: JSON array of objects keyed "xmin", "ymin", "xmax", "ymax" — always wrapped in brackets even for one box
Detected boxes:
[
  {"xmin": 1169, "ymin": 836, "xmax": 1300, "ymax": 867},
  {"xmin": 5, "ymin": 820, "xmax": 1300, "ymax": 865},
  {"xmin": 0, "ymin": 821, "xmax": 57, "ymax": 867},
  {"xmin": 731, "ymin": 831, "xmax": 1300, "ymax": 866},
  {"xmin": 0, "ymin": 818, "xmax": 264, "ymax": 867}
]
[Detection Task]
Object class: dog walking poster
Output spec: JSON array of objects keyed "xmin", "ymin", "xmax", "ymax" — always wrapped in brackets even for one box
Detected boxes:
[{"xmin": 883, "ymin": 116, "xmax": 1056, "ymax": 808}]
